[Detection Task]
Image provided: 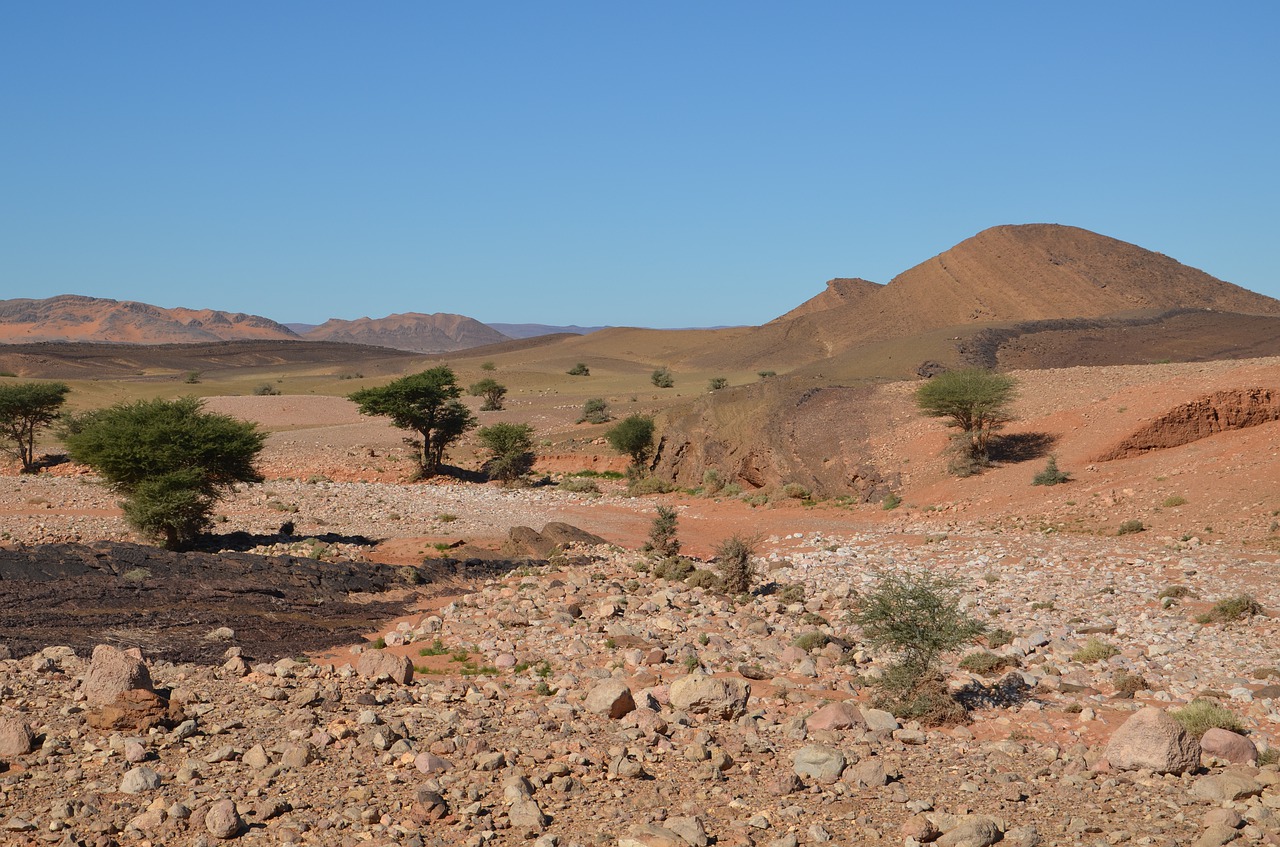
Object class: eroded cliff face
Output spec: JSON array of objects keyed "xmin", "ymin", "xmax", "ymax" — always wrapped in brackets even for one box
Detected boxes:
[
  {"xmin": 1095, "ymin": 388, "xmax": 1280, "ymax": 461},
  {"xmin": 651, "ymin": 379, "xmax": 897, "ymax": 501}
]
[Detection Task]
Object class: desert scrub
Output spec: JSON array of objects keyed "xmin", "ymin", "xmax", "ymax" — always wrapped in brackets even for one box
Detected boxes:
[
  {"xmin": 626, "ymin": 476, "xmax": 674, "ymax": 496},
  {"xmin": 1170, "ymin": 699, "xmax": 1243, "ymax": 738},
  {"xmin": 578, "ymin": 397, "xmax": 610, "ymax": 424},
  {"xmin": 781, "ymin": 482, "xmax": 810, "ymax": 500},
  {"xmin": 1071, "ymin": 637, "xmax": 1119, "ymax": 664},
  {"xmin": 715, "ymin": 534, "xmax": 757, "ymax": 595},
  {"xmin": 558, "ymin": 476, "xmax": 600, "ymax": 494},
  {"xmin": 1111, "ymin": 671, "xmax": 1149, "ymax": 697},
  {"xmin": 652, "ymin": 556, "xmax": 695, "ymax": 581},
  {"xmin": 957, "ymin": 651, "xmax": 1016, "ymax": 675},
  {"xmin": 700, "ymin": 468, "xmax": 724, "ymax": 496},
  {"xmin": 882, "ymin": 492, "xmax": 902, "ymax": 510},
  {"xmin": 708, "ymin": 376, "xmax": 728, "ymax": 391},
  {"xmin": 1195, "ymin": 594, "xmax": 1265, "ymax": 625},
  {"xmin": 685, "ymin": 569, "xmax": 720, "ymax": 590},
  {"xmin": 1116, "ymin": 519, "xmax": 1145, "ymax": 535},
  {"xmin": 644, "ymin": 505, "xmax": 681, "ymax": 557},
  {"xmin": 1158, "ymin": 584, "xmax": 1195, "ymax": 600},
  {"xmin": 1032, "ymin": 456, "xmax": 1070, "ymax": 486},
  {"xmin": 776, "ymin": 583, "xmax": 806, "ymax": 604},
  {"xmin": 792, "ymin": 631, "xmax": 829, "ymax": 653},
  {"xmin": 418, "ymin": 639, "xmax": 447, "ymax": 656},
  {"xmin": 1162, "ymin": 495, "xmax": 1187, "ymax": 508},
  {"xmin": 984, "ymin": 627, "xmax": 1015, "ymax": 648}
]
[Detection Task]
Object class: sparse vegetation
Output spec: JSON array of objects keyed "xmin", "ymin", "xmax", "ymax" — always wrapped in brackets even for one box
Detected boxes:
[
  {"xmin": 184, "ymin": 371, "xmax": 201, "ymax": 384},
  {"xmin": 252, "ymin": 383, "xmax": 281, "ymax": 396},
  {"xmin": 578, "ymin": 397, "xmax": 611, "ymax": 424},
  {"xmin": 605, "ymin": 414, "xmax": 655, "ymax": 472},
  {"xmin": 1071, "ymin": 637, "xmax": 1119, "ymax": 664},
  {"xmin": 757, "ymin": 370, "xmax": 776, "ymax": 379},
  {"xmin": 915, "ymin": 368, "xmax": 1017, "ymax": 475},
  {"xmin": 476, "ymin": 422, "xmax": 535, "ymax": 484},
  {"xmin": 1162, "ymin": 495, "xmax": 1187, "ymax": 508},
  {"xmin": 1116, "ymin": 519, "xmax": 1145, "ymax": 535},
  {"xmin": 651, "ymin": 367, "xmax": 674, "ymax": 388},
  {"xmin": 558, "ymin": 476, "xmax": 600, "ymax": 494},
  {"xmin": 853, "ymin": 570, "xmax": 985, "ymax": 722},
  {"xmin": 1032, "ymin": 456, "xmax": 1070, "ymax": 486},
  {"xmin": 1195, "ymin": 594, "xmax": 1265, "ymax": 625},
  {"xmin": 644, "ymin": 506, "xmax": 681, "ymax": 558},
  {"xmin": 626, "ymin": 475, "xmax": 674, "ymax": 496},
  {"xmin": 1170, "ymin": 699, "xmax": 1243, "ymax": 738},
  {"xmin": 1112, "ymin": 670, "xmax": 1149, "ymax": 697},
  {"xmin": 63, "ymin": 396, "xmax": 265, "ymax": 550},
  {"xmin": 0, "ymin": 381, "xmax": 69, "ymax": 473},
  {"xmin": 480, "ymin": 361, "xmax": 496, "ymax": 371},
  {"xmin": 567, "ymin": 362, "xmax": 590, "ymax": 376},
  {"xmin": 781, "ymin": 482, "xmax": 810, "ymax": 500},
  {"xmin": 716, "ymin": 534, "xmax": 757, "ymax": 595},
  {"xmin": 700, "ymin": 468, "xmax": 724, "ymax": 496},
  {"xmin": 348, "ymin": 367, "xmax": 476, "ymax": 477},
  {"xmin": 882, "ymin": 492, "xmax": 902, "ymax": 510},
  {"xmin": 792, "ymin": 631, "xmax": 829, "ymax": 653},
  {"xmin": 708, "ymin": 376, "xmax": 728, "ymax": 391},
  {"xmin": 685, "ymin": 569, "xmax": 720, "ymax": 590},
  {"xmin": 958, "ymin": 651, "xmax": 1016, "ymax": 675},
  {"xmin": 468, "ymin": 377, "xmax": 507, "ymax": 411}
]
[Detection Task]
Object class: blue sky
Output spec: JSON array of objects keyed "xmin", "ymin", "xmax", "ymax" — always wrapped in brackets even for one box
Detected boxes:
[{"xmin": 2, "ymin": 3, "xmax": 1276, "ymax": 327}]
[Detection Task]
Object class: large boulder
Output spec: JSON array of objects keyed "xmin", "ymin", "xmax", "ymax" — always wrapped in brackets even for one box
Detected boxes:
[
  {"xmin": 1103, "ymin": 706, "xmax": 1200, "ymax": 774},
  {"xmin": 0, "ymin": 716, "xmax": 35, "ymax": 757},
  {"xmin": 1199, "ymin": 727, "xmax": 1257, "ymax": 765},
  {"xmin": 356, "ymin": 649, "xmax": 414, "ymax": 684},
  {"xmin": 669, "ymin": 673, "xmax": 750, "ymax": 719},
  {"xmin": 805, "ymin": 700, "xmax": 866, "ymax": 732},
  {"xmin": 585, "ymin": 679, "xmax": 636, "ymax": 719},
  {"xmin": 83, "ymin": 645, "xmax": 153, "ymax": 706},
  {"xmin": 791, "ymin": 744, "xmax": 846, "ymax": 784},
  {"xmin": 84, "ymin": 688, "xmax": 181, "ymax": 733}
]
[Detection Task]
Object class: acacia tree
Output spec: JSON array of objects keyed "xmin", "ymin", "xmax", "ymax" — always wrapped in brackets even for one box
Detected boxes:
[
  {"xmin": 0, "ymin": 381, "xmax": 70, "ymax": 473},
  {"xmin": 915, "ymin": 368, "xmax": 1017, "ymax": 473},
  {"xmin": 348, "ymin": 367, "xmax": 476, "ymax": 477},
  {"xmin": 605, "ymin": 414, "xmax": 655, "ymax": 473},
  {"xmin": 468, "ymin": 378, "xmax": 507, "ymax": 411},
  {"xmin": 63, "ymin": 397, "xmax": 265, "ymax": 550}
]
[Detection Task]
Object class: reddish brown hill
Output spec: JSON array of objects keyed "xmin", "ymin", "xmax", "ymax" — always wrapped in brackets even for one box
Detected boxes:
[
  {"xmin": 680, "ymin": 224, "xmax": 1280, "ymax": 371},
  {"xmin": 0, "ymin": 295, "xmax": 299, "ymax": 344},
  {"xmin": 301, "ymin": 312, "xmax": 509, "ymax": 353}
]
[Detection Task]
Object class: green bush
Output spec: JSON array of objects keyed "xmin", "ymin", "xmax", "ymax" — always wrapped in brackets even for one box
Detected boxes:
[
  {"xmin": 468, "ymin": 378, "xmax": 507, "ymax": 411},
  {"xmin": 708, "ymin": 377, "xmax": 728, "ymax": 391},
  {"xmin": 1196, "ymin": 594, "xmax": 1265, "ymax": 625},
  {"xmin": 480, "ymin": 361, "xmax": 496, "ymax": 371},
  {"xmin": 957, "ymin": 651, "xmax": 1016, "ymax": 675},
  {"xmin": 63, "ymin": 397, "xmax": 265, "ymax": 550},
  {"xmin": 645, "ymin": 505, "xmax": 681, "ymax": 558},
  {"xmin": 757, "ymin": 370, "xmax": 776, "ymax": 379},
  {"xmin": 701, "ymin": 468, "xmax": 724, "ymax": 496},
  {"xmin": 685, "ymin": 569, "xmax": 720, "ymax": 590},
  {"xmin": 651, "ymin": 367, "xmax": 674, "ymax": 388},
  {"xmin": 652, "ymin": 556, "xmax": 694, "ymax": 581},
  {"xmin": 476, "ymin": 422, "xmax": 535, "ymax": 483},
  {"xmin": 1116, "ymin": 519, "xmax": 1145, "ymax": 535},
  {"xmin": 252, "ymin": 383, "xmax": 281, "ymax": 396},
  {"xmin": 1070, "ymin": 637, "xmax": 1119, "ymax": 664},
  {"xmin": 1162, "ymin": 495, "xmax": 1187, "ymax": 508},
  {"xmin": 1032, "ymin": 456, "xmax": 1070, "ymax": 486},
  {"xmin": 781, "ymin": 483, "xmax": 810, "ymax": 500},
  {"xmin": 578, "ymin": 398, "xmax": 611, "ymax": 424},
  {"xmin": 853, "ymin": 570, "xmax": 985, "ymax": 723},
  {"xmin": 792, "ymin": 631, "xmax": 829, "ymax": 653},
  {"xmin": 716, "ymin": 534, "xmax": 757, "ymax": 595},
  {"xmin": 567, "ymin": 362, "xmax": 590, "ymax": 376},
  {"xmin": 1170, "ymin": 699, "xmax": 1243, "ymax": 738},
  {"xmin": 626, "ymin": 475, "xmax": 674, "ymax": 496},
  {"xmin": 558, "ymin": 476, "xmax": 600, "ymax": 494},
  {"xmin": 605, "ymin": 414, "xmax": 655, "ymax": 470},
  {"xmin": 882, "ymin": 492, "xmax": 902, "ymax": 510}
]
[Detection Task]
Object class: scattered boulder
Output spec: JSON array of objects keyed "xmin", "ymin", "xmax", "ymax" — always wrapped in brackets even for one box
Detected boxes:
[
  {"xmin": 85, "ymin": 688, "xmax": 181, "ymax": 733},
  {"xmin": 1190, "ymin": 770, "xmax": 1263, "ymax": 803},
  {"xmin": 936, "ymin": 816, "xmax": 1004, "ymax": 847},
  {"xmin": 0, "ymin": 715, "xmax": 35, "ymax": 757},
  {"xmin": 619, "ymin": 824, "xmax": 690, "ymax": 847},
  {"xmin": 792, "ymin": 744, "xmax": 846, "ymax": 784},
  {"xmin": 805, "ymin": 700, "xmax": 866, "ymax": 732},
  {"xmin": 585, "ymin": 679, "xmax": 636, "ymax": 719},
  {"xmin": 119, "ymin": 766, "xmax": 162, "ymax": 794},
  {"xmin": 1199, "ymin": 727, "xmax": 1257, "ymax": 765},
  {"xmin": 1103, "ymin": 706, "xmax": 1200, "ymax": 774},
  {"xmin": 669, "ymin": 673, "xmax": 750, "ymax": 719},
  {"xmin": 83, "ymin": 644, "xmax": 153, "ymax": 706},
  {"xmin": 356, "ymin": 649, "xmax": 414, "ymax": 684},
  {"xmin": 205, "ymin": 798, "xmax": 243, "ymax": 839}
]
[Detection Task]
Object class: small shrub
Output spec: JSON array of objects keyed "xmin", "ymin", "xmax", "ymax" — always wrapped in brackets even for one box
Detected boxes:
[
  {"xmin": 1112, "ymin": 671, "xmax": 1149, "ymax": 697},
  {"xmin": 651, "ymin": 367, "xmax": 674, "ymax": 388},
  {"xmin": 253, "ymin": 383, "xmax": 282, "ymax": 396},
  {"xmin": 984, "ymin": 627, "xmax": 1014, "ymax": 648},
  {"xmin": 627, "ymin": 475, "xmax": 674, "ymax": 496},
  {"xmin": 1162, "ymin": 495, "xmax": 1187, "ymax": 508},
  {"xmin": 792, "ymin": 631, "xmax": 829, "ymax": 653},
  {"xmin": 480, "ymin": 361, "xmax": 496, "ymax": 371},
  {"xmin": 1258, "ymin": 748, "xmax": 1279, "ymax": 767},
  {"xmin": 708, "ymin": 377, "xmax": 728, "ymax": 391},
  {"xmin": 682, "ymin": 653, "xmax": 700, "ymax": 673},
  {"xmin": 757, "ymin": 370, "xmax": 776, "ymax": 379},
  {"xmin": 652, "ymin": 557, "xmax": 695, "ymax": 581},
  {"xmin": 476, "ymin": 422, "xmax": 535, "ymax": 483},
  {"xmin": 372, "ymin": 637, "xmax": 386, "ymax": 650},
  {"xmin": 716, "ymin": 534, "xmax": 757, "ymax": 595},
  {"xmin": 958, "ymin": 651, "xmax": 1016, "ymax": 675},
  {"xmin": 1071, "ymin": 637, "xmax": 1119, "ymax": 664},
  {"xmin": 1116, "ymin": 519, "xmax": 1145, "ymax": 535},
  {"xmin": 1158, "ymin": 585, "xmax": 1195, "ymax": 600},
  {"xmin": 722, "ymin": 482, "xmax": 742, "ymax": 497},
  {"xmin": 685, "ymin": 569, "xmax": 720, "ymax": 590},
  {"xmin": 558, "ymin": 476, "xmax": 600, "ymax": 494},
  {"xmin": 1170, "ymin": 699, "xmax": 1243, "ymax": 738},
  {"xmin": 184, "ymin": 371, "xmax": 201, "ymax": 384},
  {"xmin": 1032, "ymin": 456, "xmax": 1070, "ymax": 486},
  {"xmin": 418, "ymin": 639, "xmax": 447, "ymax": 656},
  {"xmin": 436, "ymin": 513, "xmax": 458, "ymax": 523},
  {"xmin": 468, "ymin": 378, "xmax": 507, "ymax": 411},
  {"xmin": 701, "ymin": 468, "xmax": 724, "ymax": 496},
  {"xmin": 777, "ymin": 583, "xmax": 805, "ymax": 604},
  {"xmin": 781, "ymin": 482, "xmax": 810, "ymax": 500},
  {"xmin": 882, "ymin": 492, "xmax": 902, "ymax": 510},
  {"xmin": 567, "ymin": 362, "xmax": 590, "ymax": 376},
  {"xmin": 1196, "ymin": 594, "xmax": 1265, "ymax": 625},
  {"xmin": 644, "ymin": 505, "xmax": 681, "ymax": 558}
]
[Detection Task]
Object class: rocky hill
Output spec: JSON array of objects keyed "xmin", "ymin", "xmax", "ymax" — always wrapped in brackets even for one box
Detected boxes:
[
  {"xmin": 301, "ymin": 312, "xmax": 510, "ymax": 353},
  {"xmin": 0, "ymin": 295, "xmax": 301, "ymax": 344}
]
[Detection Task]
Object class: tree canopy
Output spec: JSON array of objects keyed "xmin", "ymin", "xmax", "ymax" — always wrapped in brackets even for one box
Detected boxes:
[
  {"xmin": 915, "ymin": 368, "xmax": 1017, "ymax": 472},
  {"xmin": 63, "ymin": 396, "xmax": 265, "ymax": 549},
  {"xmin": 348, "ymin": 367, "xmax": 476, "ymax": 477},
  {"xmin": 605, "ymin": 414, "xmax": 656, "ymax": 471},
  {"xmin": 0, "ymin": 381, "xmax": 69, "ymax": 473}
]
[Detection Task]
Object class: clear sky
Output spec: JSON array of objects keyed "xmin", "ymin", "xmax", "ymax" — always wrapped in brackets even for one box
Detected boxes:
[{"xmin": 2, "ymin": 3, "xmax": 1276, "ymax": 328}]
